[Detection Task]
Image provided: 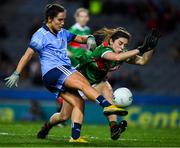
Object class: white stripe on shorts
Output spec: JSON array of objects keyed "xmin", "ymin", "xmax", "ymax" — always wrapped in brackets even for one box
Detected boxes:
[
  {"xmin": 57, "ymin": 65, "xmax": 72, "ymax": 76},
  {"xmin": 57, "ymin": 66, "xmax": 70, "ymax": 76},
  {"xmin": 61, "ymin": 65, "xmax": 72, "ymax": 75}
]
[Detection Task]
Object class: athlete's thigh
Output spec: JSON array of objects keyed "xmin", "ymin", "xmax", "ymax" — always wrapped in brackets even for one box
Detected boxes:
[{"xmin": 64, "ymin": 71, "xmax": 90, "ymax": 89}]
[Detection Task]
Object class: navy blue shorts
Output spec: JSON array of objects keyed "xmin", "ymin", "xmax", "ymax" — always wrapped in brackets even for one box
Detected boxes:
[{"xmin": 42, "ymin": 65, "xmax": 76, "ymax": 98}]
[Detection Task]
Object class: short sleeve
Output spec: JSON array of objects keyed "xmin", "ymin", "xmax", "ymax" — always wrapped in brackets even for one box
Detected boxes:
[
  {"xmin": 29, "ymin": 32, "xmax": 44, "ymax": 52},
  {"xmin": 93, "ymin": 44, "xmax": 113, "ymax": 58},
  {"xmin": 101, "ymin": 48, "xmax": 113, "ymax": 58},
  {"xmin": 64, "ymin": 29, "xmax": 76, "ymax": 42}
]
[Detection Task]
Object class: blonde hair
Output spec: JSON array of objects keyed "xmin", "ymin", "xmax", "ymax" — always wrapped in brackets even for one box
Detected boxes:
[{"xmin": 74, "ymin": 8, "xmax": 89, "ymax": 18}]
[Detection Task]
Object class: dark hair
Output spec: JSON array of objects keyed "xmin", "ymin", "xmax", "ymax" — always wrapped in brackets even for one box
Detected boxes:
[
  {"xmin": 94, "ymin": 27, "xmax": 131, "ymax": 45},
  {"xmin": 111, "ymin": 28, "xmax": 131, "ymax": 42},
  {"xmin": 45, "ymin": 3, "xmax": 65, "ymax": 22}
]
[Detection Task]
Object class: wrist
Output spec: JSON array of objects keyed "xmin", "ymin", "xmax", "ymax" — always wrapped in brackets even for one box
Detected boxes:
[
  {"xmin": 136, "ymin": 49, "xmax": 140, "ymax": 54},
  {"xmin": 14, "ymin": 71, "xmax": 20, "ymax": 76},
  {"xmin": 87, "ymin": 35, "xmax": 95, "ymax": 40}
]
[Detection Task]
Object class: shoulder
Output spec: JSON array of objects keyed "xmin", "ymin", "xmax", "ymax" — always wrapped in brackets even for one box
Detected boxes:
[
  {"xmin": 60, "ymin": 28, "xmax": 75, "ymax": 37},
  {"xmin": 60, "ymin": 28, "xmax": 76, "ymax": 41},
  {"xmin": 70, "ymin": 24, "xmax": 77, "ymax": 29},
  {"xmin": 93, "ymin": 42, "xmax": 113, "ymax": 57},
  {"xmin": 61, "ymin": 28, "xmax": 71, "ymax": 34},
  {"xmin": 84, "ymin": 26, "xmax": 90, "ymax": 31},
  {"xmin": 32, "ymin": 27, "xmax": 48, "ymax": 39},
  {"xmin": 29, "ymin": 27, "xmax": 47, "ymax": 50},
  {"xmin": 96, "ymin": 42, "xmax": 113, "ymax": 52}
]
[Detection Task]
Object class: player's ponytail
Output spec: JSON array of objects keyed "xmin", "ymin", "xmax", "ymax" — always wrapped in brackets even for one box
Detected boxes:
[{"xmin": 94, "ymin": 28, "xmax": 115, "ymax": 44}]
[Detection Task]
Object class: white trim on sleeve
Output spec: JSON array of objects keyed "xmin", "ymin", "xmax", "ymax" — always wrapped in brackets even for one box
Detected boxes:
[{"xmin": 101, "ymin": 51, "xmax": 113, "ymax": 58}]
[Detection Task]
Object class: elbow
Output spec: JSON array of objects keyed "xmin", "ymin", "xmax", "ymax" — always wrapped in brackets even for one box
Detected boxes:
[
  {"xmin": 115, "ymin": 57, "xmax": 121, "ymax": 61},
  {"xmin": 116, "ymin": 57, "xmax": 123, "ymax": 61},
  {"xmin": 116, "ymin": 55, "xmax": 125, "ymax": 61},
  {"xmin": 139, "ymin": 60, "xmax": 149, "ymax": 65},
  {"xmin": 139, "ymin": 62, "xmax": 146, "ymax": 65}
]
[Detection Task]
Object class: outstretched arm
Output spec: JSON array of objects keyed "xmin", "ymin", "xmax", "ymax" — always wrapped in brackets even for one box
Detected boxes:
[
  {"xmin": 73, "ymin": 35, "xmax": 96, "ymax": 50},
  {"xmin": 73, "ymin": 35, "xmax": 88, "ymax": 43},
  {"xmin": 16, "ymin": 48, "xmax": 35, "ymax": 74},
  {"xmin": 102, "ymin": 49, "xmax": 140, "ymax": 61},
  {"xmin": 126, "ymin": 49, "xmax": 154, "ymax": 65},
  {"xmin": 4, "ymin": 47, "xmax": 34, "ymax": 87}
]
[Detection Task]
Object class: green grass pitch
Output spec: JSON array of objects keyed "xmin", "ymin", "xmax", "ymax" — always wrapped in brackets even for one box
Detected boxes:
[{"xmin": 0, "ymin": 122, "xmax": 180, "ymax": 147}]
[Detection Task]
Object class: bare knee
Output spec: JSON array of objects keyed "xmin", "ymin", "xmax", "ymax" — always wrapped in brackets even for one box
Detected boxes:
[{"xmin": 60, "ymin": 112, "xmax": 71, "ymax": 121}]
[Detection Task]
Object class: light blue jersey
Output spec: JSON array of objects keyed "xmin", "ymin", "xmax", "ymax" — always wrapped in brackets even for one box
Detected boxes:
[{"xmin": 29, "ymin": 25, "xmax": 76, "ymax": 76}]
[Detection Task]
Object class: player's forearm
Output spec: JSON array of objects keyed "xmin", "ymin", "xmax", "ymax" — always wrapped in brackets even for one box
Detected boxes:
[
  {"xmin": 15, "ymin": 55, "xmax": 31, "ymax": 74},
  {"xmin": 74, "ymin": 36, "xmax": 87, "ymax": 43},
  {"xmin": 15, "ymin": 48, "xmax": 34, "ymax": 74},
  {"xmin": 141, "ymin": 49, "xmax": 154, "ymax": 64},
  {"xmin": 117, "ymin": 49, "xmax": 140, "ymax": 61}
]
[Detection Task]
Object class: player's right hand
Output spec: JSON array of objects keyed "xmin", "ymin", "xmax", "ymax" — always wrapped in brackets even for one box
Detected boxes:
[
  {"xmin": 4, "ymin": 71, "xmax": 20, "ymax": 88},
  {"xmin": 138, "ymin": 28, "xmax": 161, "ymax": 54},
  {"xmin": 87, "ymin": 35, "xmax": 97, "ymax": 50}
]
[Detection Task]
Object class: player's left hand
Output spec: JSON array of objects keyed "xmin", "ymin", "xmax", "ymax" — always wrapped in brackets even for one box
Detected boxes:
[
  {"xmin": 138, "ymin": 29, "xmax": 161, "ymax": 54},
  {"xmin": 87, "ymin": 35, "xmax": 97, "ymax": 50}
]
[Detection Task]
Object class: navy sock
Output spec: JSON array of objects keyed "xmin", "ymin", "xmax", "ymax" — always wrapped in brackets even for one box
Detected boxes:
[
  {"xmin": 71, "ymin": 122, "xmax": 82, "ymax": 139},
  {"xmin": 96, "ymin": 95, "xmax": 111, "ymax": 108}
]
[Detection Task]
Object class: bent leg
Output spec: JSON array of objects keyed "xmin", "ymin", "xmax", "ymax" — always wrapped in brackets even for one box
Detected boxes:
[{"xmin": 50, "ymin": 100, "xmax": 73, "ymax": 124}]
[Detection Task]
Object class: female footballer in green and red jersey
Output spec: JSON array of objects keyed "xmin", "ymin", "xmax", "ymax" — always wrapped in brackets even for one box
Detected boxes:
[{"xmin": 37, "ymin": 27, "xmax": 160, "ymax": 141}]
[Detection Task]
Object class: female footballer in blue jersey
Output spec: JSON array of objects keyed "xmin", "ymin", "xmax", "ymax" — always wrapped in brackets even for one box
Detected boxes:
[{"xmin": 4, "ymin": 4, "xmax": 128, "ymax": 143}]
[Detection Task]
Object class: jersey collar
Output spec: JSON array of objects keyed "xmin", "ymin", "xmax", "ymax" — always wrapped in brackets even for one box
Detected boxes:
[
  {"xmin": 74, "ymin": 23, "xmax": 88, "ymax": 31},
  {"xmin": 43, "ymin": 25, "xmax": 58, "ymax": 37},
  {"xmin": 102, "ymin": 41, "xmax": 109, "ymax": 47}
]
